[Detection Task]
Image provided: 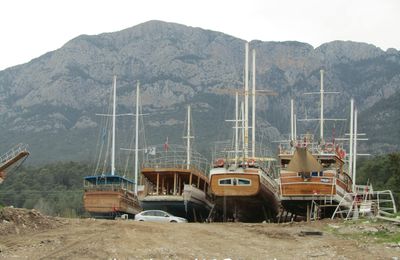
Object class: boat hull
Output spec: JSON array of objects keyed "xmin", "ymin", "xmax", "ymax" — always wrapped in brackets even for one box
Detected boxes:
[
  {"xmin": 279, "ymin": 171, "xmax": 353, "ymax": 218},
  {"xmin": 139, "ymin": 185, "xmax": 212, "ymax": 222},
  {"xmin": 210, "ymin": 172, "xmax": 280, "ymax": 222},
  {"xmin": 83, "ymin": 190, "xmax": 142, "ymax": 218}
]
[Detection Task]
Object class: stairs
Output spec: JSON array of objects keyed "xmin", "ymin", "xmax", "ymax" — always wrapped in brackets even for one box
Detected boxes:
[
  {"xmin": 0, "ymin": 143, "xmax": 29, "ymax": 172},
  {"xmin": 331, "ymin": 185, "xmax": 397, "ymax": 220}
]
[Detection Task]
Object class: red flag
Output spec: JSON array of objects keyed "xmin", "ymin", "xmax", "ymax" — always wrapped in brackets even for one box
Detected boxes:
[{"xmin": 164, "ymin": 136, "xmax": 169, "ymax": 151}]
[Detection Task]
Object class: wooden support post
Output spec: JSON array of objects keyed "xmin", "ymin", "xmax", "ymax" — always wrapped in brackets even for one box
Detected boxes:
[
  {"xmin": 173, "ymin": 173, "xmax": 177, "ymax": 195},
  {"xmin": 166, "ymin": 180, "xmax": 170, "ymax": 195},
  {"xmin": 197, "ymin": 175, "xmax": 200, "ymax": 188},
  {"xmin": 189, "ymin": 173, "xmax": 193, "ymax": 185},
  {"xmin": 156, "ymin": 173, "xmax": 160, "ymax": 195},
  {"xmin": 193, "ymin": 208, "xmax": 197, "ymax": 222},
  {"xmin": 161, "ymin": 176, "xmax": 165, "ymax": 194},
  {"xmin": 178, "ymin": 176, "xmax": 181, "ymax": 195},
  {"xmin": 307, "ymin": 204, "xmax": 310, "ymax": 223}
]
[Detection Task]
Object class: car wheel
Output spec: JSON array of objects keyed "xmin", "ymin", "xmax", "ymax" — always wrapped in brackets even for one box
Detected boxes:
[{"xmin": 170, "ymin": 220, "xmax": 177, "ymax": 223}]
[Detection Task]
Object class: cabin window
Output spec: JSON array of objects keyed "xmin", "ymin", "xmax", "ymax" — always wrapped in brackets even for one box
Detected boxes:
[
  {"xmin": 219, "ymin": 178, "xmax": 232, "ymax": 185},
  {"xmin": 238, "ymin": 178, "xmax": 251, "ymax": 186},
  {"xmin": 311, "ymin": 172, "xmax": 318, "ymax": 177}
]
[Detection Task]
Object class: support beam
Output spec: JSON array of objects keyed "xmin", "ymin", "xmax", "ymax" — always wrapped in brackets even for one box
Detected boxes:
[
  {"xmin": 173, "ymin": 173, "xmax": 177, "ymax": 195},
  {"xmin": 156, "ymin": 173, "xmax": 160, "ymax": 195}
]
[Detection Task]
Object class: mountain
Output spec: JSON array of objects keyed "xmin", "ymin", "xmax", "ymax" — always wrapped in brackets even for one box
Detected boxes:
[{"xmin": 0, "ymin": 20, "xmax": 399, "ymax": 164}]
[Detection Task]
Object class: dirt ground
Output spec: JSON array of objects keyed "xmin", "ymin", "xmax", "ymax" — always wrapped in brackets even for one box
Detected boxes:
[{"xmin": 0, "ymin": 207, "xmax": 400, "ymax": 259}]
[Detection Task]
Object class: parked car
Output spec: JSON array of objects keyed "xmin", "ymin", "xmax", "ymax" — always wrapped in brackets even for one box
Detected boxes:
[{"xmin": 134, "ymin": 210, "xmax": 188, "ymax": 223}]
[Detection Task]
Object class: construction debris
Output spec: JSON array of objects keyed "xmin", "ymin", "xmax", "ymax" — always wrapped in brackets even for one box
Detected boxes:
[{"xmin": 0, "ymin": 207, "xmax": 63, "ymax": 235}]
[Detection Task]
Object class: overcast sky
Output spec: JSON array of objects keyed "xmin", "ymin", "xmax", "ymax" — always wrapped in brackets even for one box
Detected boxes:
[{"xmin": 1, "ymin": 0, "xmax": 399, "ymax": 70}]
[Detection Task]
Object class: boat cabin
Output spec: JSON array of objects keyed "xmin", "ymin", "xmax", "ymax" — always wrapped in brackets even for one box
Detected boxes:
[{"xmin": 84, "ymin": 175, "xmax": 135, "ymax": 192}]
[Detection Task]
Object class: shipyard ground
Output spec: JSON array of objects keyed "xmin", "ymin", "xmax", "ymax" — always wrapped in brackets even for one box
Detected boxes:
[{"xmin": 1, "ymin": 207, "xmax": 400, "ymax": 259}]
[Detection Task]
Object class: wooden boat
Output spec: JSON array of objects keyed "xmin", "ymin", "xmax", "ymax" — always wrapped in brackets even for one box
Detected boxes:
[
  {"xmin": 83, "ymin": 76, "xmax": 141, "ymax": 218},
  {"xmin": 138, "ymin": 106, "xmax": 213, "ymax": 222},
  {"xmin": 83, "ymin": 175, "xmax": 141, "ymax": 218},
  {"xmin": 208, "ymin": 43, "xmax": 280, "ymax": 222},
  {"xmin": 209, "ymin": 157, "xmax": 280, "ymax": 222},
  {"xmin": 278, "ymin": 70, "xmax": 354, "ymax": 219},
  {"xmin": 139, "ymin": 144, "xmax": 213, "ymax": 222},
  {"xmin": 278, "ymin": 137, "xmax": 352, "ymax": 218}
]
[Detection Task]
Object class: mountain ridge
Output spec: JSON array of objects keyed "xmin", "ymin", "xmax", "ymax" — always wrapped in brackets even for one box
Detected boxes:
[{"xmin": 0, "ymin": 20, "xmax": 399, "ymax": 164}]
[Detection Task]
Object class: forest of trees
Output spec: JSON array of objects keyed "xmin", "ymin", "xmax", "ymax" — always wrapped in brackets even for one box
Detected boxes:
[
  {"xmin": 0, "ymin": 153, "xmax": 399, "ymax": 217},
  {"xmin": 0, "ymin": 161, "xmax": 91, "ymax": 217}
]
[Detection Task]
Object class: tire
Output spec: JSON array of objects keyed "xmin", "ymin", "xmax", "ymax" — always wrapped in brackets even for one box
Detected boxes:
[{"xmin": 170, "ymin": 220, "xmax": 177, "ymax": 223}]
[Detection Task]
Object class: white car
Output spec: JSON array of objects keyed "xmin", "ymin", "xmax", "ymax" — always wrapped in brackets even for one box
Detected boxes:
[{"xmin": 134, "ymin": 210, "xmax": 188, "ymax": 223}]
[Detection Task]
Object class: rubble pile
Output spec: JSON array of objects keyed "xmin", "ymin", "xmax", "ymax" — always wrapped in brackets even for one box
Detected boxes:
[{"xmin": 0, "ymin": 207, "xmax": 62, "ymax": 235}]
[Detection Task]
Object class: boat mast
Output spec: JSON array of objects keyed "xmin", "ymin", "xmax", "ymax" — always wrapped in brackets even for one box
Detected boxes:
[
  {"xmin": 352, "ymin": 108, "xmax": 358, "ymax": 191},
  {"xmin": 348, "ymin": 98, "xmax": 354, "ymax": 178},
  {"xmin": 251, "ymin": 49, "xmax": 256, "ymax": 158},
  {"xmin": 244, "ymin": 42, "xmax": 249, "ymax": 159},
  {"xmin": 320, "ymin": 69, "xmax": 324, "ymax": 141},
  {"xmin": 235, "ymin": 92, "xmax": 239, "ymax": 166},
  {"xmin": 294, "ymin": 113, "xmax": 297, "ymax": 142},
  {"xmin": 241, "ymin": 101, "xmax": 245, "ymax": 153},
  {"xmin": 185, "ymin": 105, "xmax": 193, "ymax": 170},
  {"xmin": 111, "ymin": 75, "xmax": 117, "ymax": 176},
  {"xmin": 134, "ymin": 81, "xmax": 140, "ymax": 193},
  {"xmin": 290, "ymin": 99, "xmax": 294, "ymax": 142}
]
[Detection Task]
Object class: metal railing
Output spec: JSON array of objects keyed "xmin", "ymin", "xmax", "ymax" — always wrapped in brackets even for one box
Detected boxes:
[
  {"xmin": 0, "ymin": 143, "xmax": 29, "ymax": 167},
  {"xmin": 142, "ymin": 144, "xmax": 209, "ymax": 176}
]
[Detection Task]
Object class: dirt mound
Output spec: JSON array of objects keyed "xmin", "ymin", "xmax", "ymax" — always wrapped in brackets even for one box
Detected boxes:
[{"xmin": 0, "ymin": 207, "xmax": 63, "ymax": 235}]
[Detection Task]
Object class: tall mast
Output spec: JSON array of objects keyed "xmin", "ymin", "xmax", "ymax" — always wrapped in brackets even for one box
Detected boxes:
[
  {"xmin": 186, "ymin": 105, "xmax": 192, "ymax": 170},
  {"xmin": 134, "ymin": 81, "xmax": 140, "ymax": 193},
  {"xmin": 111, "ymin": 75, "xmax": 117, "ymax": 176},
  {"xmin": 352, "ymin": 108, "xmax": 358, "ymax": 191},
  {"xmin": 320, "ymin": 69, "xmax": 324, "ymax": 141},
  {"xmin": 244, "ymin": 42, "xmax": 249, "ymax": 158},
  {"xmin": 251, "ymin": 49, "xmax": 256, "ymax": 158},
  {"xmin": 290, "ymin": 99, "xmax": 294, "ymax": 141},
  {"xmin": 241, "ymin": 101, "xmax": 245, "ymax": 153},
  {"xmin": 235, "ymin": 92, "xmax": 239, "ymax": 166},
  {"xmin": 348, "ymin": 98, "xmax": 354, "ymax": 177},
  {"xmin": 294, "ymin": 113, "xmax": 297, "ymax": 142}
]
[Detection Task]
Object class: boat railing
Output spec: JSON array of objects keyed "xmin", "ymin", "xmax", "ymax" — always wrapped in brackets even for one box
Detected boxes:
[
  {"xmin": 84, "ymin": 183, "xmax": 133, "ymax": 193},
  {"xmin": 354, "ymin": 184, "xmax": 374, "ymax": 196},
  {"xmin": 143, "ymin": 144, "xmax": 209, "ymax": 175},
  {"xmin": 260, "ymin": 171, "xmax": 279, "ymax": 191},
  {"xmin": 280, "ymin": 175, "xmax": 336, "ymax": 185},
  {"xmin": 211, "ymin": 143, "xmax": 275, "ymax": 168},
  {"xmin": 0, "ymin": 143, "xmax": 29, "ymax": 169}
]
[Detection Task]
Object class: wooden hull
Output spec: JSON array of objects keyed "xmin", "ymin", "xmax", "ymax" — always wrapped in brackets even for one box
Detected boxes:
[
  {"xmin": 140, "ymin": 168, "xmax": 212, "ymax": 222},
  {"xmin": 140, "ymin": 185, "xmax": 212, "ymax": 222},
  {"xmin": 210, "ymin": 171, "xmax": 280, "ymax": 222},
  {"xmin": 279, "ymin": 173, "xmax": 353, "ymax": 217},
  {"xmin": 83, "ymin": 190, "xmax": 141, "ymax": 218}
]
